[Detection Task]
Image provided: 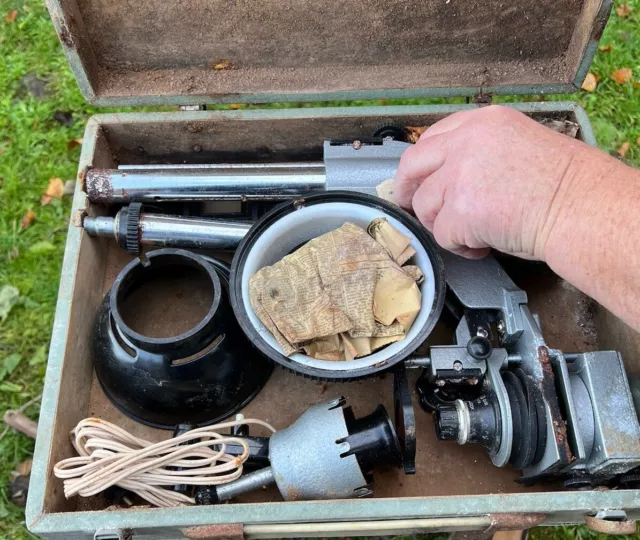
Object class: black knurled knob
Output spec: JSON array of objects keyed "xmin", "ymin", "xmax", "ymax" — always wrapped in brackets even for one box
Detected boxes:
[
  {"xmin": 435, "ymin": 406, "xmax": 460, "ymax": 441},
  {"xmin": 124, "ymin": 203, "xmax": 143, "ymax": 256}
]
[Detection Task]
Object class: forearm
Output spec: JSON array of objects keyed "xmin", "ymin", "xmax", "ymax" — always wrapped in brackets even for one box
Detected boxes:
[{"xmin": 542, "ymin": 153, "xmax": 640, "ymax": 329}]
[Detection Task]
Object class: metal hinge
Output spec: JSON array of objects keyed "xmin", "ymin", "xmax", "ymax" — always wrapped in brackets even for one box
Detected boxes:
[
  {"xmin": 94, "ymin": 530, "xmax": 129, "ymax": 540},
  {"xmin": 180, "ymin": 105, "xmax": 207, "ymax": 111},
  {"xmin": 469, "ymin": 92, "xmax": 494, "ymax": 105}
]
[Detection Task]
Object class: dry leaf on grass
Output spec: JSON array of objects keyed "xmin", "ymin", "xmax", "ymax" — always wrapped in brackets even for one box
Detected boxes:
[
  {"xmin": 211, "ymin": 59, "xmax": 233, "ymax": 70},
  {"xmin": 41, "ymin": 177, "xmax": 64, "ymax": 205},
  {"xmin": 611, "ymin": 67, "xmax": 633, "ymax": 84},
  {"xmin": 20, "ymin": 209, "xmax": 36, "ymax": 230},
  {"xmin": 599, "ymin": 44, "xmax": 614, "ymax": 52},
  {"xmin": 616, "ymin": 4, "xmax": 633, "ymax": 17},
  {"xmin": 5, "ymin": 9, "xmax": 17, "ymax": 22},
  {"xmin": 617, "ymin": 142, "xmax": 631, "ymax": 158},
  {"xmin": 66, "ymin": 138, "xmax": 83, "ymax": 149},
  {"xmin": 406, "ymin": 126, "xmax": 428, "ymax": 144},
  {"xmin": 581, "ymin": 73, "xmax": 598, "ymax": 92},
  {"xmin": 16, "ymin": 458, "xmax": 32, "ymax": 477}
]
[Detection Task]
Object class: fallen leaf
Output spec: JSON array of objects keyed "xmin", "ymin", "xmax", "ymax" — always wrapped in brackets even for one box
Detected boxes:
[
  {"xmin": 28, "ymin": 241, "xmax": 56, "ymax": 254},
  {"xmin": 616, "ymin": 4, "xmax": 632, "ymax": 17},
  {"xmin": 66, "ymin": 138, "xmax": 82, "ymax": 149},
  {"xmin": 0, "ymin": 354, "xmax": 22, "ymax": 381},
  {"xmin": 611, "ymin": 67, "xmax": 633, "ymax": 84},
  {"xmin": 406, "ymin": 126, "xmax": 429, "ymax": 144},
  {"xmin": 211, "ymin": 59, "xmax": 232, "ymax": 70},
  {"xmin": 0, "ymin": 286, "xmax": 20, "ymax": 322},
  {"xmin": 599, "ymin": 44, "xmax": 613, "ymax": 52},
  {"xmin": 62, "ymin": 180, "xmax": 75, "ymax": 197},
  {"xmin": 40, "ymin": 177, "xmax": 64, "ymax": 205},
  {"xmin": 5, "ymin": 9, "xmax": 17, "ymax": 22},
  {"xmin": 16, "ymin": 458, "xmax": 32, "ymax": 477},
  {"xmin": 20, "ymin": 209, "xmax": 36, "ymax": 230},
  {"xmin": 581, "ymin": 72, "xmax": 598, "ymax": 92},
  {"xmin": 617, "ymin": 141, "xmax": 631, "ymax": 158},
  {"xmin": 229, "ymin": 104, "xmax": 241, "ymax": 110},
  {"xmin": 53, "ymin": 111, "xmax": 74, "ymax": 126},
  {"xmin": 28, "ymin": 345, "xmax": 47, "ymax": 366}
]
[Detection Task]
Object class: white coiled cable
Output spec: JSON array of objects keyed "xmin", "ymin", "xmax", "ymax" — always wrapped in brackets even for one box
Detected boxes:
[{"xmin": 54, "ymin": 417, "xmax": 276, "ymax": 508}]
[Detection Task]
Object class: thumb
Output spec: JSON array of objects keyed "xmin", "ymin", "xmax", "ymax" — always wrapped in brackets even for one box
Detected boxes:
[{"xmin": 392, "ymin": 134, "xmax": 448, "ymax": 210}]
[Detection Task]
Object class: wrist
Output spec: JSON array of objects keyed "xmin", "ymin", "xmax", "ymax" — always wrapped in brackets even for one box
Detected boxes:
[{"xmin": 533, "ymin": 146, "xmax": 620, "ymax": 264}]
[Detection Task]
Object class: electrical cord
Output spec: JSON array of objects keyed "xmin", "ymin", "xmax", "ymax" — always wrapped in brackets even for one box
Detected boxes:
[{"xmin": 54, "ymin": 417, "xmax": 276, "ymax": 508}]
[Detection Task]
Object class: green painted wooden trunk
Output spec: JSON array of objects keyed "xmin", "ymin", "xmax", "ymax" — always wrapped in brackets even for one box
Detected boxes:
[{"xmin": 28, "ymin": 1, "xmax": 640, "ymax": 538}]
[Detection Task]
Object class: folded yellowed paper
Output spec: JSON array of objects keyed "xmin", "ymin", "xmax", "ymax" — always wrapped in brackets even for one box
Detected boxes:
[{"xmin": 249, "ymin": 219, "xmax": 424, "ymax": 360}]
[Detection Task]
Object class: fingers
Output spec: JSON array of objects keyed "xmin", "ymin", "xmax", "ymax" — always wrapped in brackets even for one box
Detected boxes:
[
  {"xmin": 432, "ymin": 207, "xmax": 491, "ymax": 260},
  {"xmin": 410, "ymin": 168, "xmax": 447, "ymax": 231},
  {"xmin": 392, "ymin": 133, "xmax": 448, "ymax": 209}
]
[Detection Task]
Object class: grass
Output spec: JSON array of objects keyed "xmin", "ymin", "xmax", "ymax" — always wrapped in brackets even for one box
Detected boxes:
[{"xmin": 0, "ymin": 0, "xmax": 639, "ymax": 538}]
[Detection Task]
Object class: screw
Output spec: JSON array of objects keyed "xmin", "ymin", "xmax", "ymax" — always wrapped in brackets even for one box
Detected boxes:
[
  {"xmin": 453, "ymin": 361, "xmax": 463, "ymax": 372},
  {"xmin": 476, "ymin": 327, "xmax": 489, "ymax": 338},
  {"xmin": 352, "ymin": 140, "xmax": 362, "ymax": 150},
  {"xmin": 436, "ymin": 379, "xmax": 445, "ymax": 387},
  {"xmin": 497, "ymin": 320, "xmax": 506, "ymax": 334}
]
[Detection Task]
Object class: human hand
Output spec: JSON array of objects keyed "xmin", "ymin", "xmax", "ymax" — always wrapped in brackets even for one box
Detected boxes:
[{"xmin": 393, "ymin": 105, "xmax": 614, "ymax": 260}]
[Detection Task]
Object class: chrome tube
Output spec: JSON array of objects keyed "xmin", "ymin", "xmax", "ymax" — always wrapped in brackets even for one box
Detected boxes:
[
  {"xmin": 83, "ymin": 212, "xmax": 251, "ymax": 250},
  {"xmin": 139, "ymin": 214, "xmax": 250, "ymax": 250},
  {"xmin": 86, "ymin": 165, "xmax": 326, "ymax": 203}
]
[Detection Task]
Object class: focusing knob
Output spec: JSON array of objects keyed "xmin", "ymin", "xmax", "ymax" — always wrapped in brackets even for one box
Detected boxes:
[
  {"xmin": 467, "ymin": 336, "xmax": 492, "ymax": 360},
  {"xmin": 435, "ymin": 406, "xmax": 460, "ymax": 441},
  {"xmin": 372, "ymin": 124, "xmax": 407, "ymax": 142}
]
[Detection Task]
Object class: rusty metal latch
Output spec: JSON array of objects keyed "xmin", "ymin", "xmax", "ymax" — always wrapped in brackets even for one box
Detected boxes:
[{"xmin": 585, "ymin": 510, "xmax": 637, "ymax": 535}]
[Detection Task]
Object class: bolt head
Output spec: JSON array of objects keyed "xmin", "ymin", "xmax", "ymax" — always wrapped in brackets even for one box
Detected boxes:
[
  {"xmin": 436, "ymin": 379, "xmax": 445, "ymax": 387},
  {"xmin": 352, "ymin": 140, "xmax": 362, "ymax": 150},
  {"xmin": 453, "ymin": 360, "xmax": 463, "ymax": 372}
]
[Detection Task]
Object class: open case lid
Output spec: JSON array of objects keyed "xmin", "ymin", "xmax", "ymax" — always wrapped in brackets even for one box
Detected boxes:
[{"xmin": 47, "ymin": 0, "xmax": 611, "ymax": 107}]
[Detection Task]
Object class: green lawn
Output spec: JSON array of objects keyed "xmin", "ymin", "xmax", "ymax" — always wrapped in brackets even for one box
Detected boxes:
[{"xmin": 0, "ymin": 0, "xmax": 639, "ymax": 538}]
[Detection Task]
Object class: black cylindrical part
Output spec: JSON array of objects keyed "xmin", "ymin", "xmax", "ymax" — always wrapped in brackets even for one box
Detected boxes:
[{"xmin": 342, "ymin": 405, "xmax": 402, "ymax": 473}]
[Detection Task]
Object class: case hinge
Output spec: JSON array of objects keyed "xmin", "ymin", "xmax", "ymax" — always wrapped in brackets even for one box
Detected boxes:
[
  {"xmin": 469, "ymin": 92, "xmax": 494, "ymax": 105},
  {"xmin": 180, "ymin": 105, "xmax": 207, "ymax": 111}
]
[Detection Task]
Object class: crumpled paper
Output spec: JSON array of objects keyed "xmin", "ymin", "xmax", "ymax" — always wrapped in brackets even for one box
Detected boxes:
[{"xmin": 249, "ymin": 219, "xmax": 423, "ymax": 360}]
